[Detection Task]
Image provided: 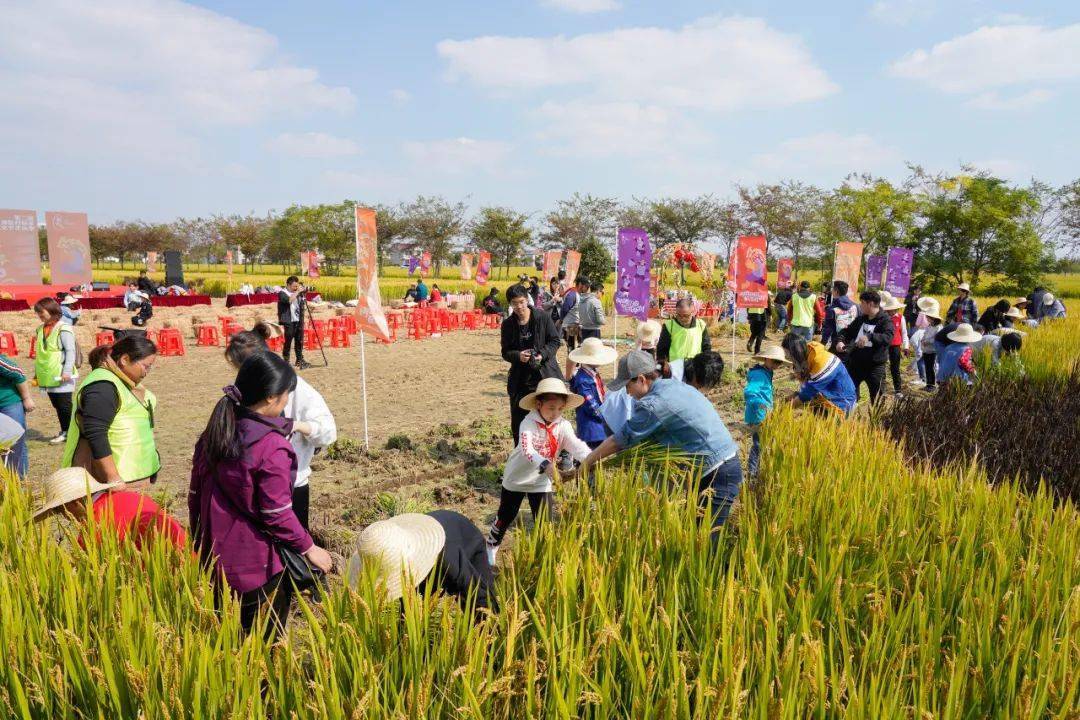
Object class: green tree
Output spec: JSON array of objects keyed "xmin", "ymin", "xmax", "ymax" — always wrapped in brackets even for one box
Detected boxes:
[
  {"xmin": 576, "ymin": 237, "xmax": 613, "ymax": 285},
  {"xmin": 401, "ymin": 195, "xmax": 467, "ymax": 275},
  {"xmin": 470, "ymin": 206, "xmax": 532, "ymax": 279},
  {"xmin": 739, "ymin": 181, "xmax": 824, "ymax": 281},
  {"xmin": 215, "ymin": 213, "xmax": 269, "ymax": 272},
  {"xmin": 373, "ymin": 203, "xmax": 409, "ymax": 270},
  {"xmin": 540, "ymin": 193, "xmax": 620, "ymax": 250},
  {"xmin": 819, "ymin": 175, "xmax": 918, "ymax": 254}
]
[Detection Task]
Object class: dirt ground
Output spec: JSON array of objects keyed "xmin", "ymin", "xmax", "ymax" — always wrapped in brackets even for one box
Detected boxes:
[{"xmin": 4, "ymin": 299, "xmax": 792, "ymax": 554}]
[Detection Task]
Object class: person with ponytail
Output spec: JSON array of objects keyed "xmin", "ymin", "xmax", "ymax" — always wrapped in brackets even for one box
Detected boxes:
[
  {"xmin": 61, "ymin": 335, "xmax": 160, "ymax": 486},
  {"xmin": 188, "ymin": 351, "xmax": 332, "ymax": 637},
  {"xmin": 32, "ymin": 297, "xmax": 78, "ymax": 444},
  {"xmin": 780, "ymin": 332, "xmax": 857, "ymax": 416},
  {"xmin": 224, "ymin": 323, "xmax": 337, "ymax": 529}
]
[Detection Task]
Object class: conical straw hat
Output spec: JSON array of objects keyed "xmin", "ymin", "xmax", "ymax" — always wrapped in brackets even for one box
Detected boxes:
[
  {"xmin": 751, "ymin": 346, "xmax": 791, "ymax": 364},
  {"xmin": 34, "ymin": 467, "xmax": 122, "ymax": 520},
  {"xmin": 345, "ymin": 513, "xmax": 446, "ymax": 601}
]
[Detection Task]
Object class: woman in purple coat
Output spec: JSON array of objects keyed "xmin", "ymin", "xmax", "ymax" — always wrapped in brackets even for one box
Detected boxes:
[{"xmin": 189, "ymin": 352, "xmax": 332, "ymax": 637}]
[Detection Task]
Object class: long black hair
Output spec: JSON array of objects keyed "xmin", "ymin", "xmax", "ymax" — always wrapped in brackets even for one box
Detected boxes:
[
  {"xmin": 224, "ymin": 323, "xmax": 274, "ymax": 367},
  {"xmin": 110, "ymin": 335, "xmax": 157, "ymax": 364},
  {"xmin": 201, "ymin": 352, "xmax": 297, "ymax": 463},
  {"xmin": 781, "ymin": 332, "xmax": 811, "ymax": 382}
]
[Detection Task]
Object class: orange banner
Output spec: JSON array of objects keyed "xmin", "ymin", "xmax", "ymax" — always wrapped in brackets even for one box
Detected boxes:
[
  {"xmin": 563, "ymin": 250, "xmax": 581, "ymax": 286},
  {"xmin": 542, "ymin": 250, "xmax": 562, "ymax": 282},
  {"xmin": 45, "ymin": 211, "xmax": 92, "ymax": 286},
  {"xmin": 460, "ymin": 253, "xmax": 473, "ymax": 281},
  {"xmin": 354, "ymin": 207, "xmax": 391, "ymax": 341},
  {"xmin": 735, "ymin": 235, "xmax": 768, "ymax": 308},
  {"xmin": 146, "ymin": 251, "xmax": 158, "ymax": 274},
  {"xmin": 0, "ymin": 209, "xmax": 42, "ymax": 286},
  {"xmin": 476, "ymin": 251, "xmax": 492, "ymax": 285},
  {"xmin": 832, "ymin": 241, "xmax": 865, "ymax": 296}
]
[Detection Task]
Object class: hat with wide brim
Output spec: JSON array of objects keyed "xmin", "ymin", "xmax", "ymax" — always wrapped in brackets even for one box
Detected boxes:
[
  {"xmin": 60, "ymin": 296, "xmax": 79, "ymax": 306},
  {"xmin": 1042, "ymin": 293, "xmax": 1056, "ymax": 305},
  {"xmin": 947, "ymin": 323, "xmax": 982, "ymax": 343},
  {"xmin": 881, "ymin": 296, "xmax": 905, "ymax": 311},
  {"xmin": 518, "ymin": 377, "xmax": 584, "ymax": 412},
  {"xmin": 33, "ymin": 467, "xmax": 123, "ymax": 520},
  {"xmin": 635, "ymin": 320, "xmax": 662, "ymax": 349},
  {"xmin": 751, "ymin": 346, "xmax": 791, "ymax": 365},
  {"xmin": 917, "ymin": 297, "xmax": 940, "ymax": 313},
  {"xmin": 345, "ymin": 513, "xmax": 447, "ymax": 601},
  {"xmin": 568, "ymin": 337, "xmax": 617, "ymax": 366},
  {"xmin": 1003, "ymin": 307, "xmax": 1024, "ymax": 320},
  {"xmin": 922, "ymin": 307, "xmax": 942, "ymax": 321},
  {"xmin": 957, "ymin": 282, "xmax": 971, "ymax": 292},
  {"xmin": 1014, "ymin": 298, "xmax": 1029, "ymax": 307}
]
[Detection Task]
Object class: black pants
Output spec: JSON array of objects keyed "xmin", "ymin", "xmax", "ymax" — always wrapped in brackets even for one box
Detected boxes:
[
  {"xmin": 487, "ymin": 488, "xmax": 554, "ymax": 546},
  {"xmin": 580, "ymin": 328, "xmax": 601, "ymax": 341},
  {"xmin": 747, "ymin": 313, "xmax": 768, "ymax": 354},
  {"xmin": 48, "ymin": 392, "xmax": 73, "ymax": 434},
  {"xmin": 237, "ymin": 573, "xmax": 294, "ymax": 640},
  {"xmin": 282, "ymin": 321, "xmax": 305, "ymax": 364},
  {"xmin": 923, "ymin": 352, "xmax": 937, "ymax": 389},
  {"xmin": 564, "ymin": 329, "xmax": 579, "ymax": 352},
  {"xmin": 849, "ymin": 361, "xmax": 886, "ymax": 404},
  {"xmin": 509, "ymin": 397, "xmax": 529, "ymax": 445},
  {"xmin": 293, "ymin": 484, "xmax": 310, "ymax": 531},
  {"xmin": 888, "ymin": 345, "xmax": 903, "ymax": 393}
]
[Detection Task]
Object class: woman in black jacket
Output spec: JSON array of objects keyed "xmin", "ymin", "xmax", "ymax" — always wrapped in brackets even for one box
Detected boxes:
[
  {"xmin": 977, "ymin": 299, "xmax": 1011, "ymax": 333},
  {"xmin": 501, "ymin": 285, "xmax": 561, "ymax": 443}
]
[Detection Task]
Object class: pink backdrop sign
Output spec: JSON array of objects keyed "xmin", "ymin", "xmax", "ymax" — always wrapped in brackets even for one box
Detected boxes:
[
  {"xmin": 45, "ymin": 211, "xmax": 92, "ymax": 286},
  {"xmin": 0, "ymin": 209, "xmax": 42, "ymax": 286}
]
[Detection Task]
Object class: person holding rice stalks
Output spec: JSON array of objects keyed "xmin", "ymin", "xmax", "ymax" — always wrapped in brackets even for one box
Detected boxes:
[
  {"xmin": 486, "ymin": 378, "xmax": 592, "ymax": 565},
  {"xmin": 781, "ymin": 333, "xmax": 857, "ymax": 416}
]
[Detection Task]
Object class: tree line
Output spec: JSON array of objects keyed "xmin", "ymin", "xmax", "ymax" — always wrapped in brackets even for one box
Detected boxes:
[{"xmin": 74, "ymin": 167, "xmax": 1079, "ymax": 293}]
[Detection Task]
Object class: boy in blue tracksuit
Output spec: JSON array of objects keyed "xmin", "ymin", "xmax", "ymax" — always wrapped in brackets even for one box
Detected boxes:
[
  {"xmin": 743, "ymin": 346, "xmax": 791, "ymax": 479},
  {"xmin": 566, "ymin": 337, "xmax": 618, "ymax": 449}
]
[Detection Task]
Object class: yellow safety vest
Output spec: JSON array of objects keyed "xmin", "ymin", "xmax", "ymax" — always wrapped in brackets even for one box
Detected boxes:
[
  {"xmin": 34, "ymin": 324, "xmax": 75, "ymax": 388},
  {"xmin": 791, "ymin": 293, "xmax": 817, "ymax": 328},
  {"xmin": 664, "ymin": 318, "xmax": 706, "ymax": 361}
]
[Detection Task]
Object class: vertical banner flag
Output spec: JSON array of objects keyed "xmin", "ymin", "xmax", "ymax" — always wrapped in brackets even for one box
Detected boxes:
[
  {"xmin": 700, "ymin": 251, "xmax": 715, "ymax": 281},
  {"xmin": 735, "ymin": 235, "xmax": 769, "ymax": 308},
  {"xmin": 542, "ymin": 250, "xmax": 562, "ymax": 281},
  {"xmin": 832, "ymin": 242, "xmax": 865, "ymax": 296},
  {"xmin": 0, "ymin": 209, "xmax": 42, "ymax": 286},
  {"xmin": 563, "ymin": 250, "xmax": 581, "ymax": 287},
  {"xmin": 225, "ymin": 249, "xmax": 234, "ymax": 288},
  {"xmin": 420, "ymin": 252, "xmax": 432, "ymax": 276},
  {"xmin": 725, "ymin": 248, "xmax": 737, "ymax": 290},
  {"xmin": 883, "ymin": 247, "xmax": 915, "ymax": 298},
  {"xmin": 307, "ymin": 250, "xmax": 321, "ymax": 279},
  {"xmin": 613, "ymin": 227, "xmax": 651, "ymax": 320},
  {"xmin": 45, "ymin": 211, "xmax": 92, "ymax": 286},
  {"xmin": 460, "ymin": 253, "xmax": 473, "ymax": 280},
  {"xmin": 865, "ymin": 254, "xmax": 886, "ymax": 287},
  {"xmin": 146, "ymin": 251, "xmax": 158, "ymax": 274},
  {"xmin": 300, "ymin": 251, "xmax": 310, "ymax": 276},
  {"xmin": 476, "ymin": 251, "xmax": 492, "ymax": 285},
  {"xmin": 353, "ymin": 207, "xmax": 391, "ymax": 341},
  {"xmin": 407, "ymin": 255, "xmax": 419, "ymax": 275},
  {"xmin": 777, "ymin": 258, "xmax": 794, "ymax": 289}
]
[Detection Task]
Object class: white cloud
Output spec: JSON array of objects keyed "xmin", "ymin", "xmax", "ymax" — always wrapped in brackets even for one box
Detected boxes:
[
  {"xmin": 436, "ymin": 15, "xmax": 837, "ymax": 112},
  {"xmin": 889, "ymin": 23, "xmax": 1080, "ymax": 94},
  {"xmin": 533, "ymin": 101, "xmax": 700, "ymax": 158},
  {"xmin": 966, "ymin": 88, "xmax": 1054, "ymax": 110},
  {"xmin": 0, "ymin": 0, "xmax": 354, "ymax": 164},
  {"xmin": 402, "ymin": 137, "xmax": 512, "ymax": 174},
  {"xmin": 267, "ymin": 132, "xmax": 360, "ymax": 158},
  {"xmin": 753, "ymin": 133, "xmax": 901, "ymax": 175},
  {"xmin": 868, "ymin": 0, "xmax": 937, "ymax": 26},
  {"xmin": 391, "ymin": 88, "xmax": 412, "ymax": 103},
  {"xmin": 540, "ymin": 0, "xmax": 620, "ymax": 14}
]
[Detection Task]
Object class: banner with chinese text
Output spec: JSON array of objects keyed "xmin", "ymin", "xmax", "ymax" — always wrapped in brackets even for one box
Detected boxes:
[
  {"xmin": 865, "ymin": 254, "xmax": 886, "ymax": 287},
  {"xmin": 542, "ymin": 250, "xmax": 562, "ymax": 282},
  {"xmin": 0, "ymin": 210, "xmax": 42, "ymax": 286},
  {"xmin": 353, "ymin": 207, "xmax": 391, "ymax": 341},
  {"xmin": 883, "ymin": 247, "xmax": 915, "ymax": 298},
  {"xmin": 45, "ymin": 211, "xmax": 92, "ymax": 286},
  {"xmin": 614, "ymin": 228, "xmax": 651, "ymax": 319},
  {"xmin": 735, "ymin": 235, "xmax": 768, "ymax": 308},
  {"xmin": 777, "ymin": 258, "xmax": 794, "ymax": 289},
  {"xmin": 563, "ymin": 250, "xmax": 581, "ymax": 286}
]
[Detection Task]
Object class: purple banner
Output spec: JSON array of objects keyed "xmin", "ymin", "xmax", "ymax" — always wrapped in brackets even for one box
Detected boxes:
[
  {"xmin": 614, "ymin": 227, "xmax": 651, "ymax": 320},
  {"xmin": 883, "ymin": 247, "xmax": 915, "ymax": 298},
  {"xmin": 407, "ymin": 255, "xmax": 420, "ymax": 275},
  {"xmin": 866, "ymin": 254, "xmax": 886, "ymax": 287}
]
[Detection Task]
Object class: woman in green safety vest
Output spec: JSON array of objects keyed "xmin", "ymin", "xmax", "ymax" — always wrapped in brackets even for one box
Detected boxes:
[
  {"xmin": 61, "ymin": 335, "xmax": 161, "ymax": 486},
  {"xmin": 656, "ymin": 298, "xmax": 712, "ymax": 378},
  {"xmin": 32, "ymin": 298, "xmax": 79, "ymax": 445}
]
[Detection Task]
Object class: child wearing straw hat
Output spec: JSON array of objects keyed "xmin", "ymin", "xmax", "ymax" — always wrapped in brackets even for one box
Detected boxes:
[
  {"xmin": 34, "ymin": 467, "xmax": 187, "ymax": 549},
  {"xmin": 744, "ymin": 346, "xmax": 790, "ymax": 479},
  {"xmin": 882, "ymin": 294, "xmax": 909, "ymax": 397},
  {"xmin": 936, "ymin": 323, "xmax": 981, "ymax": 385},
  {"xmin": 566, "ymin": 338, "xmax": 618, "ymax": 450},
  {"xmin": 918, "ymin": 306, "xmax": 943, "ymax": 390},
  {"xmin": 486, "ymin": 378, "xmax": 591, "ymax": 564},
  {"xmin": 347, "ymin": 510, "xmax": 497, "ymax": 614}
]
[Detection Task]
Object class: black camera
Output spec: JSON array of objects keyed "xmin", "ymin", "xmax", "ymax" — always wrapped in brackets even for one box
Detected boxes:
[{"xmin": 527, "ymin": 351, "xmax": 543, "ymax": 370}]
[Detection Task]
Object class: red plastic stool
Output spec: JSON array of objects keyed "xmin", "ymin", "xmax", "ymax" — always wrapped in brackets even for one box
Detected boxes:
[
  {"xmin": 341, "ymin": 314, "xmax": 358, "ymax": 334},
  {"xmin": 327, "ymin": 321, "xmax": 350, "ymax": 348},
  {"xmin": 485, "ymin": 313, "xmax": 501, "ymax": 329},
  {"xmin": 386, "ymin": 313, "xmax": 401, "ymax": 330},
  {"xmin": 218, "ymin": 316, "xmax": 236, "ymax": 337},
  {"xmin": 304, "ymin": 330, "xmax": 322, "ymax": 351},
  {"xmin": 407, "ymin": 321, "xmax": 429, "ymax": 340},
  {"xmin": 267, "ymin": 335, "xmax": 284, "ymax": 352},
  {"xmin": 95, "ymin": 331, "xmax": 115, "ymax": 348},
  {"xmin": 224, "ymin": 322, "xmax": 244, "ymax": 338},
  {"xmin": 29, "ymin": 335, "xmax": 37, "ymax": 359},
  {"xmin": 156, "ymin": 328, "xmax": 186, "ymax": 357},
  {"xmin": 463, "ymin": 312, "xmax": 479, "ymax": 330},
  {"xmin": 195, "ymin": 324, "xmax": 221, "ymax": 347},
  {"xmin": 0, "ymin": 331, "xmax": 17, "ymax": 356},
  {"xmin": 376, "ymin": 326, "xmax": 397, "ymax": 344}
]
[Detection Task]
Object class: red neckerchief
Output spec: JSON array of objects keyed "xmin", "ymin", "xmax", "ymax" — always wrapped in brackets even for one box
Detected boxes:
[
  {"xmin": 536, "ymin": 417, "xmax": 560, "ymax": 460},
  {"xmin": 584, "ymin": 366, "xmax": 605, "ymax": 402}
]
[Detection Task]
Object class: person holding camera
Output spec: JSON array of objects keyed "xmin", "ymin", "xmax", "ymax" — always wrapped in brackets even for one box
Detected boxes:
[
  {"xmin": 277, "ymin": 276, "xmax": 312, "ymax": 370},
  {"xmin": 501, "ymin": 285, "xmax": 562, "ymax": 444}
]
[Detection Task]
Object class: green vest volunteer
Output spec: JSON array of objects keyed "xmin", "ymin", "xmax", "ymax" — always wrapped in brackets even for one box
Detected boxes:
[
  {"xmin": 62, "ymin": 366, "xmax": 160, "ymax": 483},
  {"xmin": 791, "ymin": 292, "xmax": 817, "ymax": 328},
  {"xmin": 34, "ymin": 323, "xmax": 77, "ymax": 389},
  {"xmin": 660, "ymin": 318, "xmax": 709, "ymax": 361}
]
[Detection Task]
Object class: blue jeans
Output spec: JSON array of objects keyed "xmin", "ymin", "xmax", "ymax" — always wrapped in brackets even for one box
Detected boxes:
[
  {"xmin": 775, "ymin": 306, "xmax": 788, "ymax": 331},
  {"xmin": 791, "ymin": 325, "xmax": 812, "ymax": 342},
  {"xmin": 698, "ymin": 455, "xmax": 743, "ymax": 529},
  {"xmin": 0, "ymin": 401, "xmax": 28, "ymax": 478},
  {"xmin": 747, "ymin": 431, "xmax": 761, "ymax": 478}
]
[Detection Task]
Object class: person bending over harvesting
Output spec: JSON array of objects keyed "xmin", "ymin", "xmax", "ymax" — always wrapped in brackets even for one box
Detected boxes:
[{"xmin": 781, "ymin": 333, "xmax": 857, "ymax": 416}]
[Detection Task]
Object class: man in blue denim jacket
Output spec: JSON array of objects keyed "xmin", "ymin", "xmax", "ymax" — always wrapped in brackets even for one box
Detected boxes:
[{"xmin": 576, "ymin": 351, "xmax": 742, "ymax": 531}]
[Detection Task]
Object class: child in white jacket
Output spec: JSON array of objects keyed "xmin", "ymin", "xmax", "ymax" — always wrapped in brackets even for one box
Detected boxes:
[{"xmin": 487, "ymin": 378, "xmax": 591, "ymax": 564}]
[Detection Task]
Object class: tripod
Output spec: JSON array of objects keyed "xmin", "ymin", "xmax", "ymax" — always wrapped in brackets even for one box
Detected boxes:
[{"xmin": 298, "ymin": 291, "xmax": 328, "ymax": 368}]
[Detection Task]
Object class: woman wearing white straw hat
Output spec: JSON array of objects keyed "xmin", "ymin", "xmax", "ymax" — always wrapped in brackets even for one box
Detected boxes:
[
  {"xmin": 918, "ymin": 305, "xmax": 944, "ymax": 390},
  {"xmin": 486, "ymin": 377, "xmax": 591, "ymax": 564},
  {"xmin": 744, "ymin": 346, "xmax": 790, "ymax": 479},
  {"xmin": 882, "ymin": 294, "xmax": 909, "ymax": 397},
  {"xmin": 34, "ymin": 467, "xmax": 187, "ymax": 549},
  {"xmin": 635, "ymin": 319, "xmax": 662, "ymax": 357},
  {"xmin": 347, "ymin": 510, "xmax": 497, "ymax": 613},
  {"xmin": 946, "ymin": 282, "xmax": 978, "ymax": 325},
  {"xmin": 1040, "ymin": 292, "xmax": 1066, "ymax": 320},
  {"xmin": 936, "ymin": 323, "xmax": 981, "ymax": 385},
  {"xmin": 566, "ymin": 337, "xmax": 618, "ymax": 450}
]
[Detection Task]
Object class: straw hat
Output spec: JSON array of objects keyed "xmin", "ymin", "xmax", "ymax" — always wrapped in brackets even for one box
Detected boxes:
[
  {"xmin": 751, "ymin": 346, "xmax": 791, "ymax": 365},
  {"xmin": 946, "ymin": 323, "xmax": 982, "ymax": 343},
  {"xmin": 957, "ymin": 282, "xmax": 971, "ymax": 292},
  {"xmin": 922, "ymin": 307, "xmax": 942, "ymax": 322},
  {"xmin": 1003, "ymin": 306, "xmax": 1024, "ymax": 320},
  {"xmin": 345, "ymin": 513, "xmax": 446, "ymax": 601},
  {"xmin": 568, "ymin": 337, "xmax": 617, "ymax": 366},
  {"xmin": 33, "ymin": 467, "xmax": 122, "ymax": 520},
  {"xmin": 917, "ymin": 296, "xmax": 940, "ymax": 314},
  {"xmin": 60, "ymin": 296, "xmax": 79, "ymax": 306},
  {"xmin": 635, "ymin": 320, "xmax": 661, "ymax": 349},
  {"xmin": 1042, "ymin": 293, "xmax": 1056, "ymax": 305},
  {"xmin": 1014, "ymin": 298, "xmax": 1029, "ymax": 307},
  {"xmin": 881, "ymin": 295, "xmax": 905, "ymax": 311},
  {"xmin": 518, "ymin": 377, "xmax": 584, "ymax": 411}
]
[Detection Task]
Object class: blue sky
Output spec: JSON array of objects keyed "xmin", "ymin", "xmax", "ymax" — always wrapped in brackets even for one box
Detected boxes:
[{"xmin": 1, "ymin": 0, "xmax": 1077, "ymax": 223}]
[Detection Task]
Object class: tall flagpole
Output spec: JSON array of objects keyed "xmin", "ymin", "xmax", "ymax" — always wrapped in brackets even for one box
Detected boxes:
[
  {"xmin": 730, "ymin": 245, "xmax": 737, "ymax": 369},
  {"xmin": 612, "ymin": 227, "xmax": 619, "ymax": 374},
  {"xmin": 359, "ymin": 329, "xmax": 370, "ymax": 450}
]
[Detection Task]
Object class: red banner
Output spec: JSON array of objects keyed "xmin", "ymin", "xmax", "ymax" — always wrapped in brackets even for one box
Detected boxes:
[
  {"xmin": 832, "ymin": 242, "xmax": 865, "ymax": 296},
  {"xmin": 0, "ymin": 209, "xmax": 42, "ymax": 286},
  {"xmin": 777, "ymin": 258, "xmax": 793, "ymax": 288},
  {"xmin": 564, "ymin": 250, "xmax": 581, "ymax": 286},
  {"xmin": 300, "ymin": 250, "xmax": 320, "ymax": 279},
  {"xmin": 475, "ymin": 251, "xmax": 492, "ymax": 286},
  {"xmin": 354, "ymin": 207, "xmax": 391, "ymax": 341},
  {"xmin": 420, "ymin": 251, "xmax": 432, "ymax": 276},
  {"xmin": 45, "ymin": 211, "xmax": 92, "ymax": 286},
  {"xmin": 542, "ymin": 250, "xmax": 562, "ymax": 282},
  {"xmin": 735, "ymin": 235, "xmax": 768, "ymax": 308},
  {"xmin": 460, "ymin": 253, "xmax": 473, "ymax": 280}
]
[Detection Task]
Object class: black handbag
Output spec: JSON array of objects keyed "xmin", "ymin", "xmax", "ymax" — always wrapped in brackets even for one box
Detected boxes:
[{"xmin": 277, "ymin": 542, "xmax": 326, "ymax": 593}]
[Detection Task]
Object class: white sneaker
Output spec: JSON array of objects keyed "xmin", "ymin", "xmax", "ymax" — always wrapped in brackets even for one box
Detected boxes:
[
  {"xmin": 485, "ymin": 543, "xmax": 499, "ymax": 566},
  {"xmin": 49, "ymin": 432, "xmax": 67, "ymax": 445},
  {"xmin": 911, "ymin": 380, "xmax": 926, "ymax": 387}
]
